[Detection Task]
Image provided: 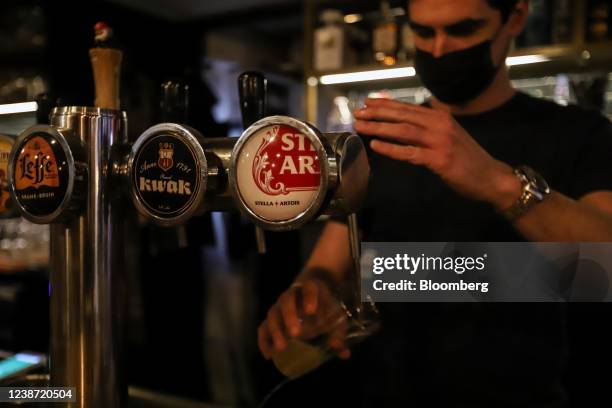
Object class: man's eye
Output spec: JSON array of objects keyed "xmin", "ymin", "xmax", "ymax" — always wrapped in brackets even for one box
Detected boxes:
[
  {"xmin": 445, "ymin": 21, "xmax": 484, "ymax": 37},
  {"xmin": 446, "ymin": 26, "xmax": 477, "ymax": 37},
  {"xmin": 412, "ymin": 27, "xmax": 435, "ymax": 38}
]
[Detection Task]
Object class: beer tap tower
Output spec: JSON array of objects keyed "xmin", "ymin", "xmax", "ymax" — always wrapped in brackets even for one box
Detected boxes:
[
  {"xmin": 7, "ymin": 22, "xmax": 129, "ymax": 407},
  {"xmin": 6, "ymin": 66, "xmax": 369, "ymax": 406}
]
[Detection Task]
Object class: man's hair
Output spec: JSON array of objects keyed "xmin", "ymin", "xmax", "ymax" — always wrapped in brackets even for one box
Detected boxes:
[
  {"xmin": 487, "ymin": 0, "xmax": 521, "ymax": 22},
  {"xmin": 407, "ymin": 0, "xmax": 522, "ymax": 23}
]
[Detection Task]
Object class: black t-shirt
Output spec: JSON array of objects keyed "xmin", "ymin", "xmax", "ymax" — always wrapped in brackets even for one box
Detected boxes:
[{"xmin": 330, "ymin": 92, "xmax": 612, "ymax": 407}]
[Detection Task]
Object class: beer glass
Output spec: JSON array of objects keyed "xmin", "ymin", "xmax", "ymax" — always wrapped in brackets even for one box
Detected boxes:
[{"xmin": 271, "ymin": 283, "xmax": 380, "ymax": 379}]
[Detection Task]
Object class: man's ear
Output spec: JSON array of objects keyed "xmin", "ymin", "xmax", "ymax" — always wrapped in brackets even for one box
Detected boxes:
[{"xmin": 506, "ymin": 0, "xmax": 529, "ymax": 37}]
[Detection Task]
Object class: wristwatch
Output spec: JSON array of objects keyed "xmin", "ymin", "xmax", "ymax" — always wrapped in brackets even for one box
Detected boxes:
[{"xmin": 503, "ymin": 165, "xmax": 550, "ymax": 220}]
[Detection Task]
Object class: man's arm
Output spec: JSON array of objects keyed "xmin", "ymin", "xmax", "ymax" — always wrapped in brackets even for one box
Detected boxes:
[
  {"xmin": 354, "ymin": 97, "xmax": 612, "ymax": 241},
  {"xmin": 486, "ymin": 168, "xmax": 612, "ymax": 241}
]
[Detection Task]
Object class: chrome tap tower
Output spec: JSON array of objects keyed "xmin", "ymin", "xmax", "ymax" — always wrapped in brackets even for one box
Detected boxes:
[{"xmin": 9, "ymin": 107, "xmax": 128, "ymax": 407}]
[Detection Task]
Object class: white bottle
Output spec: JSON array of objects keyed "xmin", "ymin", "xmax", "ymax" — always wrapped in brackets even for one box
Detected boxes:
[
  {"xmin": 373, "ymin": 0, "xmax": 398, "ymax": 65},
  {"xmin": 398, "ymin": 21, "xmax": 415, "ymax": 62},
  {"xmin": 314, "ymin": 9, "xmax": 353, "ymax": 72}
]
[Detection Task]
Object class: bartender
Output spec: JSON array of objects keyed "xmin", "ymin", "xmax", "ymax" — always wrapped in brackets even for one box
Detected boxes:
[{"xmin": 258, "ymin": 0, "xmax": 612, "ymax": 406}]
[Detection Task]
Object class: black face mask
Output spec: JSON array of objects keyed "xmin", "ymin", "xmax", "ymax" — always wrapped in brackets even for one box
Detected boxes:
[{"xmin": 414, "ymin": 38, "xmax": 502, "ymax": 105}]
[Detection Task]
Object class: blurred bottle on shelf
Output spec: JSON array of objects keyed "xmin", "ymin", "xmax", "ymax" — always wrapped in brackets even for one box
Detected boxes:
[
  {"xmin": 588, "ymin": 1, "xmax": 610, "ymax": 42},
  {"xmin": 551, "ymin": 0, "xmax": 573, "ymax": 44},
  {"xmin": 373, "ymin": 0, "xmax": 398, "ymax": 66},
  {"xmin": 397, "ymin": 19, "xmax": 415, "ymax": 63},
  {"xmin": 314, "ymin": 9, "xmax": 357, "ymax": 72}
]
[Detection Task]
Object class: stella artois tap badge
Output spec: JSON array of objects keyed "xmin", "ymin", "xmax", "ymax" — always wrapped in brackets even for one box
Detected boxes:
[{"xmin": 235, "ymin": 122, "xmax": 323, "ymax": 223}]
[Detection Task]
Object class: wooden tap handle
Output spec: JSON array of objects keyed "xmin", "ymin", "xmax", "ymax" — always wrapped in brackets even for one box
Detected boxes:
[{"xmin": 89, "ymin": 47, "xmax": 122, "ymax": 110}]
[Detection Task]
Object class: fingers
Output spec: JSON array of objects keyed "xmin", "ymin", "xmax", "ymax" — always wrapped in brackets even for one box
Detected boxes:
[
  {"xmin": 259, "ymin": 279, "xmax": 354, "ymax": 363},
  {"xmin": 258, "ymin": 282, "xmax": 319, "ymax": 359},
  {"xmin": 258, "ymin": 324, "xmax": 273, "ymax": 360},
  {"xmin": 265, "ymin": 306, "xmax": 287, "ymax": 352},
  {"xmin": 370, "ymin": 139, "xmax": 431, "ymax": 166},
  {"xmin": 327, "ymin": 324, "xmax": 351, "ymax": 360},
  {"xmin": 302, "ymin": 280, "xmax": 319, "ymax": 315},
  {"xmin": 354, "ymin": 106, "xmax": 431, "ymax": 128},
  {"xmin": 364, "ymin": 97, "xmax": 434, "ymax": 115},
  {"xmin": 279, "ymin": 291, "xmax": 301, "ymax": 337},
  {"xmin": 354, "ymin": 120, "xmax": 428, "ymax": 147}
]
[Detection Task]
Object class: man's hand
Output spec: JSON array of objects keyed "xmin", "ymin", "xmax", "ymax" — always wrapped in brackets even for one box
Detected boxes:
[
  {"xmin": 354, "ymin": 98, "xmax": 521, "ymax": 211},
  {"xmin": 258, "ymin": 279, "xmax": 351, "ymax": 361}
]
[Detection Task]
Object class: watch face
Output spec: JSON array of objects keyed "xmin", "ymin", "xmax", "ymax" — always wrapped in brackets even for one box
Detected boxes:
[
  {"xmin": 521, "ymin": 166, "xmax": 550, "ymax": 200},
  {"xmin": 520, "ymin": 166, "xmax": 550, "ymax": 201},
  {"xmin": 533, "ymin": 172, "xmax": 551, "ymax": 195}
]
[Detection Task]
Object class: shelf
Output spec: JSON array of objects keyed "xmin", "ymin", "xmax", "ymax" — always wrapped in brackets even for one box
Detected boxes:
[{"xmin": 314, "ymin": 43, "xmax": 612, "ymax": 78}]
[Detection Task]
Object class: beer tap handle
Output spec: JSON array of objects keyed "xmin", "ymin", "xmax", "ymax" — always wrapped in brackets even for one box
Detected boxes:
[
  {"xmin": 238, "ymin": 71, "xmax": 268, "ymax": 254},
  {"xmin": 89, "ymin": 22, "xmax": 122, "ymax": 110},
  {"xmin": 238, "ymin": 71, "xmax": 267, "ymax": 128}
]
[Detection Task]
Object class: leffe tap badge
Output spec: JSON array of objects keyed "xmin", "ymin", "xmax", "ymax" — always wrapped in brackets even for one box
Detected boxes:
[
  {"xmin": 230, "ymin": 116, "xmax": 333, "ymax": 230},
  {"xmin": 8, "ymin": 126, "xmax": 83, "ymax": 223}
]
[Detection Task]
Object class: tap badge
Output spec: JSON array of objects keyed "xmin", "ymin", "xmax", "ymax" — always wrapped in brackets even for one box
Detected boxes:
[
  {"xmin": 12, "ymin": 133, "xmax": 69, "ymax": 217},
  {"xmin": 157, "ymin": 142, "xmax": 174, "ymax": 172},
  {"xmin": 133, "ymin": 134, "xmax": 199, "ymax": 219},
  {"xmin": 236, "ymin": 123, "xmax": 322, "ymax": 222}
]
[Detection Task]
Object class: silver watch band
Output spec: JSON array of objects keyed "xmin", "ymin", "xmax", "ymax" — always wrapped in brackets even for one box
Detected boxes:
[{"xmin": 502, "ymin": 166, "xmax": 550, "ymax": 220}]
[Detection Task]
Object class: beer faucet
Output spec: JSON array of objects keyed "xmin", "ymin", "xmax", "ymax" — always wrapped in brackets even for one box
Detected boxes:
[
  {"xmin": 228, "ymin": 115, "xmax": 370, "ymax": 310},
  {"xmin": 238, "ymin": 71, "xmax": 268, "ymax": 254},
  {"xmin": 127, "ymin": 122, "xmax": 236, "ymax": 226}
]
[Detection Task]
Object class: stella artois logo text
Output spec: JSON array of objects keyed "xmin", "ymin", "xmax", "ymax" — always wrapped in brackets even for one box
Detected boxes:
[
  {"xmin": 252, "ymin": 125, "xmax": 320, "ymax": 196},
  {"xmin": 15, "ymin": 136, "xmax": 60, "ymax": 190},
  {"xmin": 158, "ymin": 142, "xmax": 174, "ymax": 172}
]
